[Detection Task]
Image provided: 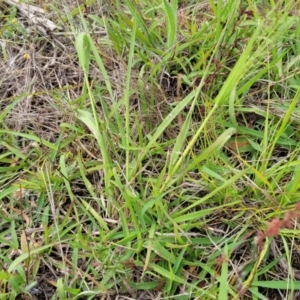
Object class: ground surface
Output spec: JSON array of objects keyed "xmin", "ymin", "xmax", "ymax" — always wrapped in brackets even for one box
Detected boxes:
[{"xmin": 1, "ymin": 1, "xmax": 300, "ymax": 299}]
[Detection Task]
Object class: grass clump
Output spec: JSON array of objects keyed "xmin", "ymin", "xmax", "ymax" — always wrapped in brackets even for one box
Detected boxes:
[{"xmin": 1, "ymin": 0, "xmax": 300, "ymax": 299}]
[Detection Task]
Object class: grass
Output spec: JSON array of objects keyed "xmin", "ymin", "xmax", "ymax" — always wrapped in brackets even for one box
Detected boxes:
[{"xmin": 1, "ymin": 0, "xmax": 300, "ymax": 299}]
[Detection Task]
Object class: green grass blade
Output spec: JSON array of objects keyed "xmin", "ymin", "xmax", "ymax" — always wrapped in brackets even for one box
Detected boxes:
[{"xmin": 163, "ymin": 0, "xmax": 177, "ymax": 48}]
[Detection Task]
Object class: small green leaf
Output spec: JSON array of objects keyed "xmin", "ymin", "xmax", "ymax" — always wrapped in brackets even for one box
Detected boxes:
[
  {"xmin": 163, "ymin": 0, "xmax": 177, "ymax": 48},
  {"xmin": 152, "ymin": 240, "xmax": 176, "ymax": 264},
  {"xmin": 80, "ymin": 199, "xmax": 109, "ymax": 231}
]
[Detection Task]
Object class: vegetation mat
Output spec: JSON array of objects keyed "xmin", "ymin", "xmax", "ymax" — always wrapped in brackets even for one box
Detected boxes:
[{"xmin": 1, "ymin": 0, "xmax": 300, "ymax": 299}]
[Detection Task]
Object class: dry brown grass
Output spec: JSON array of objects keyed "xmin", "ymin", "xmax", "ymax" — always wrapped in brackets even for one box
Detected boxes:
[{"xmin": 1, "ymin": 2, "xmax": 84, "ymax": 140}]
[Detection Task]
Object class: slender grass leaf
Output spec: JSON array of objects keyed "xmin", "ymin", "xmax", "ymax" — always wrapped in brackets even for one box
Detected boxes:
[
  {"xmin": 163, "ymin": 0, "xmax": 177, "ymax": 48},
  {"xmin": 80, "ymin": 198, "xmax": 109, "ymax": 231}
]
